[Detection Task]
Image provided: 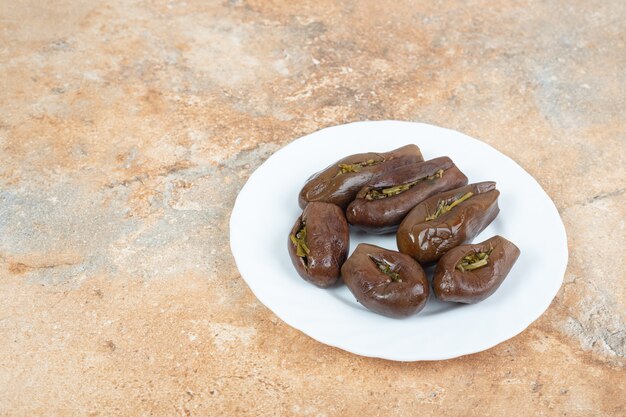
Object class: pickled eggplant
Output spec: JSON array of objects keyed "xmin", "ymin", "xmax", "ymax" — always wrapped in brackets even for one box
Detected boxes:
[
  {"xmin": 341, "ymin": 243, "xmax": 429, "ymax": 318},
  {"xmin": 396, "ymin": 182, "xmax": 500, "ymax": 264},
  {"xmin": 346, "ymin": 156, "xmax": 468, "ymax": 234},
  {"xmin": 433, "ymin": 235, "xmax": 520, "ymax": 303},
  {"xmin": 288, "ymin": 202, "xmax": 350, "ymax": 288},
  {"xmin": 298, "ymin": 145, "xmax": 424, "ymax": 210}
]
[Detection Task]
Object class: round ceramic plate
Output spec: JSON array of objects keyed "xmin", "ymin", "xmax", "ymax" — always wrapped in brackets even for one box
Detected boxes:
[{"xmin": 230, "ymin": 121, "xmax": 567, "ymax": 361}]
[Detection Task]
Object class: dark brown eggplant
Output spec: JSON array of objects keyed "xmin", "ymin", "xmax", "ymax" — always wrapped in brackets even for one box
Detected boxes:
[
  {"xmin": 288, "ymin": 202, "xmax": 349, "ymax": 288},
  {"xmin": 433, "ymin": 235, "xmax": 520, "ymax": 303},
  {"xmin": 298, "ymin": 145, "xmax": 424, "ymax": 210},
  {"xmin": 396, "ymin": 182, "xmax": 500, "ymax": 264},
  {"xmin": 345, "ymin": 157, "xmax": 468, "ymax": 234},
  {"xmin": 341, "ymin": 243, "xmax": 429, "ymax": 318}
]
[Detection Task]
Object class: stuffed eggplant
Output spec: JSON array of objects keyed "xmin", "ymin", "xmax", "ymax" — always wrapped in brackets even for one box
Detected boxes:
[
  {"xmin": 396, "ymin": 182, "xmax": 500, "ymax": 264},
  {"xmin": 288, "ymin": 202, "xmax": 350, "ymax": 288},
  {"xmin": 298, "ymin": 145, "xmax": 423, "ymax": 210},
  {"xmin": 341, "ymin": 243, "xmax": 429, "ymax": 318},
  {"xmin": 433, "ymin": 235, "xmax": 520, "ymax": 303},
  {"xmin": 346, "ymin": 156, "xmax": 468, "ymax": 234}
]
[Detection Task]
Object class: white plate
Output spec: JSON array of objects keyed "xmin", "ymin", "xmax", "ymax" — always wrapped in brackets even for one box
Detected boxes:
[{"xmin": 230, "ymin": 121, "xmax": 567, "ymax": 361}]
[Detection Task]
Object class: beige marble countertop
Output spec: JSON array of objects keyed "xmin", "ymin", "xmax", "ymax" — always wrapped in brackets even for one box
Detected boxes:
[{"xmin": 1, "ymin": 1, "xmax": 624, "ymax": 416}]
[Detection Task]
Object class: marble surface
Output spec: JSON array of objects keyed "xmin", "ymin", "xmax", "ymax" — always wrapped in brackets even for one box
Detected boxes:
[{"xmin": 0, "ymin": 0, "xmax": 624, "ymax": 415}]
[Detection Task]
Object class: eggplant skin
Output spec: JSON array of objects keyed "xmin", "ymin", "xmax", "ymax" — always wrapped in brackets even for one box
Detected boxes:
[
  {"xmin": 298, "ymin": 144, "xmax": 424, "ymax": 210},
  {"xmin": 346, "ymin": 156, "xmax": 468, "ymax": 234},
  {"xmin": 433, "ymin": 235, "xmax": 520, "ymax": 303},
  {"xmin": 396, "ymin": 182, "xmax": 500, "ymax": 264},
  {"xmin": 288, "ymin": 202, "xmax": 349, "ymax": 288},
  {"xmin": 341, "ymin": 243, "xmax": 429, "ymax": 318}
]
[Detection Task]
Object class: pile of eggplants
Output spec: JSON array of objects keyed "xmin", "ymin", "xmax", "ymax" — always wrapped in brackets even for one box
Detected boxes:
[{"xmin": 288, "ymin": 145, "xmax": 520, "ymax": 318}]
